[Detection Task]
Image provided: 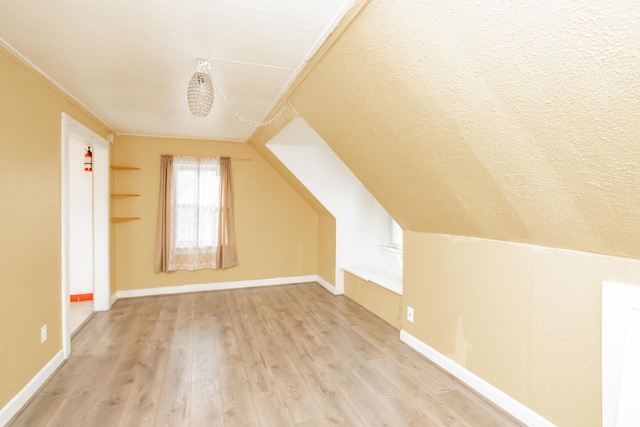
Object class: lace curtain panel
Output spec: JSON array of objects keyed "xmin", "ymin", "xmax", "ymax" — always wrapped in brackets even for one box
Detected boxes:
[{"xmin": 169, "ymin": 156, "xmax": 219, "ymax": 270}]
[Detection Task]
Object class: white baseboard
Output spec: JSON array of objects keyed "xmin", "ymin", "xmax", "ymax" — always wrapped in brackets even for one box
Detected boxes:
[
  {"xmin": 109, "ymin": 292, "xmax": 118, "ymax": 307},
  {"xmin": 316, "ymin": 276, "xmax": 337, "ymax": 294},
  {"xmin": 399, "ymin": 330, "xmax": 555, "ymax": 427},
  {"xmin": 0, "ymin": 350, "xmax": 65, "ymax": 426},
  {"xmin": 116, "ymin": 275, "xmax": 319, "ymax": 299}
]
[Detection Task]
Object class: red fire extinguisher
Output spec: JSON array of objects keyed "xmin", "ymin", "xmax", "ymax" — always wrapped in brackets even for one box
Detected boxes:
[{"xmin": 84, "ymin": 147, "xmax": 93, "ymax": 172}]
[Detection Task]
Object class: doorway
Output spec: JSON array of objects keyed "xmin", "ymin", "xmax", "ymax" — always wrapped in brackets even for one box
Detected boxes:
[
  {"xmin": 61, "ymin": 113, "xmax": 110, "ymax": 358},
  {"xmin": 68, "ymin": 135, "xmax": 95, "ymax": 333}
]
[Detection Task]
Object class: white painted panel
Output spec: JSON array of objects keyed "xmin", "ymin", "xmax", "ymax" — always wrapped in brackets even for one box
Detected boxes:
[
  {"xmin": 615, "ymin": 308, "xmax": 640, "ymax": 426},
  {"xmin": 91, "ymin": 137, "xmax": 110, "ymax": 311},
  {"xmin": 68, "ymin": 138, "xmax": 93, "ymax": 295},
  {"xmin": 602, "ymin": 281, "xmax": 640, "ymax": 427}
]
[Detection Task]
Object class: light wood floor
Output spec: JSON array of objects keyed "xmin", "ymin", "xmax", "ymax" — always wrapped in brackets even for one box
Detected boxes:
[
  {"xmin": 10, "ymin": 283, "xmax": 523, "ymax": 427},
  {"xmin": 69, "ymin": 300, "xmax": 94, "ymax": 335}
]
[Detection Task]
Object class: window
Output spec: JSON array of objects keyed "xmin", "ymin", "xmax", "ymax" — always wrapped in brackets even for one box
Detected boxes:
[
  {"xmin": 169, "ymin": 156, "xmax": 220, "ymax": 270},
  {"xmin": 173, "ymin": 157, "xmax": 220, "ymax": 249},
  {"xmin": 390, "ymin": 219, "xmax": 403, "ymax": 249}
]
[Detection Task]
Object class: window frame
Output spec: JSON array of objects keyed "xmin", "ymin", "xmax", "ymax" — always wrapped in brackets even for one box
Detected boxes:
[{"xmin": 389, "ymin": 218, "xmax": 403, "ymax": 250}]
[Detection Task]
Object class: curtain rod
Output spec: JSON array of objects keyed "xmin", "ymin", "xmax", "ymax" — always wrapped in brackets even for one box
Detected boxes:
[{"xmin": 160, "ymin": 155, "xmax": 252, "ymax": 161}]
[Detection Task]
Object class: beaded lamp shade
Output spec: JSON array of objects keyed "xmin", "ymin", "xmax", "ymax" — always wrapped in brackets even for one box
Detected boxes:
[{"xmin": 187, "ymin": 61, "xmax": 214, "ymax": 117}]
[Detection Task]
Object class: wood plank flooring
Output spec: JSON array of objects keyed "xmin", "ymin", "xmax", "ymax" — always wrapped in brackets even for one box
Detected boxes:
[{"xmin": 10, "ymin": 283, "xmax": 523, "ymax": 427}]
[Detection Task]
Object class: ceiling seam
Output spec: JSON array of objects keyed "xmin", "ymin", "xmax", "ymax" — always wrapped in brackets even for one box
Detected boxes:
[
  {"xmin": 207, "ymin": 57, "xmax": 296, "ymax": 71},
  {"xmin": 116, "ymin": 132, "xmax": 247, "ymax": 143},
  {"xmin": 247, "ymin": 0, "xmax": 372, "ymax": 144}
]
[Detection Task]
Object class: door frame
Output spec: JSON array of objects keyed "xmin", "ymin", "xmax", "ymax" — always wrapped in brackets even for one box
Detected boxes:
[{"xmin": 61, "ymin": 113, "xmax": 110, "ymax": 358}]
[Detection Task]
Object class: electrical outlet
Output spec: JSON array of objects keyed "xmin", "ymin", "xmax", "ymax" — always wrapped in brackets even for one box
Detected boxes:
[
  {"xmin": 407, "ymin": 306, "xmax": 414, "ymax": 323},
  {"xmin": 40, "ymin": 325, "xmax": 47, "ymax": 343}
]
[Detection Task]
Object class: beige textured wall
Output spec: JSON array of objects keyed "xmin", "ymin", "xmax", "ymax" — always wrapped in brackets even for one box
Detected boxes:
[
  {"xmin": 113, "ymin": 135, "xmax": 319, "ymax": 291},
  {"xmin": 0, "ymin": 46, "xmax": 110, "ymax": 407},
  {"xmin": 404, "ymin": 231, "xmax": 640, "ymax": 427},
  {"xmin": 290, "ymin": 0, "xmax": 640, "ymax": 261},
  {"xmin": 344, "ymin": 272, "xmax": 401, "ymax": 328}
]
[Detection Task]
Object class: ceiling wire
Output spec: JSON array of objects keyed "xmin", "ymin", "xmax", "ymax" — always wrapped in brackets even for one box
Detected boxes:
[
  {"xmin": 214, "ymin": 85, "xmax": 287, "ymax": 127},
  {"xmin": 201, "ymin": 58, "xmax": 287, "ymax": 127}
]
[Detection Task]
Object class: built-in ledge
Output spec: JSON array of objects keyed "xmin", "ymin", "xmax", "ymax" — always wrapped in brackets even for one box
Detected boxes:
[{"xmin": 343, "ymin": 265, "xmax": 402, "ymax": 295}]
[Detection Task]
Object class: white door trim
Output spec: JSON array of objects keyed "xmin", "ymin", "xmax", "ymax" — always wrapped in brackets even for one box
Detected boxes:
[{"xmin": 61, "ymin": 113, "xmax": 110, "ymax": 358}]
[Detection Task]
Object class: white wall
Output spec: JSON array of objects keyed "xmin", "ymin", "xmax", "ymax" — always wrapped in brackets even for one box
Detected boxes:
[
  {"xmin": 68, "ymin": 137, "xmax": 93, "ymax": 295},
  {"xmin": 603, "ymin": 281, "xmax": 640, "ymax": 427},
  {"xmin": 267, "ymin": 117, "xmax": 398, "ymax": 293}
]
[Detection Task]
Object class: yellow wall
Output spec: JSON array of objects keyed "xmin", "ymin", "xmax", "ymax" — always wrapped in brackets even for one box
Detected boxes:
[
  {"xmin": 113, "ymin": 135, "xmax": 319, "ymax": 291},
  {"xmin": 404, "ymin": 231, "xmax": 640, "ymax": 427},
  {"xmin": 344, "ymin": 272, "xmax": 401, "ymax": 328},
  {"xmin": 0, "ymin": 46, "xmax": 110, "ymax": 408}
]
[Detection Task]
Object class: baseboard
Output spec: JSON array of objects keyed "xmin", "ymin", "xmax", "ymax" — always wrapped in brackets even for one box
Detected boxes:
[
  {"xmin": 116, "ymin": 275, "xmax": 319, "ymax": 299},
  {"xmin": 399, "ymin": 330, "xmax": 555, "ymax": 427},
  {"xmin": 109, "ymin": 292, "xmax": 118, "ymax": 307},
  {"xmin": 316, "ymin": 275, "xmax": 337, "ymax": 294},
  {"xmin": 0, "ymin": 350, "xmax": 65, "ymax": 426}
]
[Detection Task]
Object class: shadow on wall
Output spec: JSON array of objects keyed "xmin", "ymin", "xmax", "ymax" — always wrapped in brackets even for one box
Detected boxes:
[{"xmin": 266, "ymin": 117, "xmax": 401, "ymax": 293}]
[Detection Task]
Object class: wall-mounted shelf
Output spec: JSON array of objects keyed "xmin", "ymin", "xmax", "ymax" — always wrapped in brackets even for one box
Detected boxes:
[
  {"xmin": 110, "ymin": 193, "xmax": 141, "ymax": 199},
  {"xmin": 110, "ymin": 165, "xmax": 141, "ymax": 170},
  {"xmin": 111, "ymin": 217, "xmax": 141, "ymax": 223},
  {"xmin": 111, "ymin": 165, "xmax": 141, "ymax": 224}
]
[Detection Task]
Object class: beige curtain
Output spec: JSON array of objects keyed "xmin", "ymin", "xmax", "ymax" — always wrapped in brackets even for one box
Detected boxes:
[
  {"xmin": 155, "ymin": 155, "xmax": 173, "ymax": 273},
  {"xmin": 217, "ymin": 157, "xmax": 238, "ymax": 268}
]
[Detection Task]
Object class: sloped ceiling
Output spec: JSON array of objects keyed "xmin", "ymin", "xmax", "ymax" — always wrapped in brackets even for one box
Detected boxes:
[
  {"xmin": 290, "ymin": 0, "xmax": 640, "ymax": 259},
  {"xmin": 0, "ymin": 0, "xmax": 353, "ymax": 141}
]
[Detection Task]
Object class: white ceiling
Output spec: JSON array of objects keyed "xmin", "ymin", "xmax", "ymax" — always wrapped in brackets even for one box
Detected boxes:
[{"xmin": 0, "ymin": 0, "xmax": 354, "ymax": 141}]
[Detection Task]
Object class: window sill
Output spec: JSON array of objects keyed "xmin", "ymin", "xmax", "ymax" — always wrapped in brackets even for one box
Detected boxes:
[
  {"xmin": 379, "ymin": 245, "xmax": 403, "ymax": 255},
  {"xmin": 343, "ymin": 265, "xmax": 403, "ymax": 295}
]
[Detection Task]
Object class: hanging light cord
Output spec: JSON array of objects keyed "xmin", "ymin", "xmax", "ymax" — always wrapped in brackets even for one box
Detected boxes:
[
  {"xmin": 215, "ymin": 86, "xmax": 287, "ymax": 127},
  {"xmin": 199, "ymin": 58, "xmax": 287, "ymax": 127}
]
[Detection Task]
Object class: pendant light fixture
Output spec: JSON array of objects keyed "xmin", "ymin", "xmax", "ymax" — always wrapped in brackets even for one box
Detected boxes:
[
  {"xmin": 187, "ymin": 59, "xmax": 214, "ymax": 117},
  {"xmin": 187, "ymin": 58, "xmax": 288, "ymax": 125}
]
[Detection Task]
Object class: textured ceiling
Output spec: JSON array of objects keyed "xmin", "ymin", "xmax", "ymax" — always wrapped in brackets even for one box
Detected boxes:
[
  {"xmin": 290, "ymin": 0, "xmax": 640, "ymax": 260},
  {"xmin": 0, "ymin": 0, "xmax": 353, "ymax": 141}
]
